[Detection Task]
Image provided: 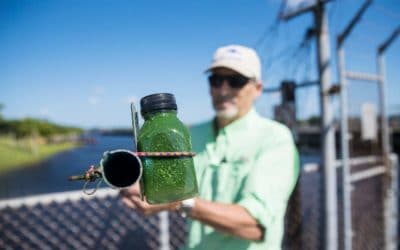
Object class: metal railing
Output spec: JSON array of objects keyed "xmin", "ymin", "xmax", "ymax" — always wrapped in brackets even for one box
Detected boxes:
[{"xmin": 1, "ymin": 156, "xmax": 396, "ymax": 250}]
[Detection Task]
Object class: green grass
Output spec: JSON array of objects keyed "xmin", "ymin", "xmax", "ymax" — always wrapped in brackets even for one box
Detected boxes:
[{"xmin": 0, "ymin": 139, "xmax": 79, "ymax": 174}]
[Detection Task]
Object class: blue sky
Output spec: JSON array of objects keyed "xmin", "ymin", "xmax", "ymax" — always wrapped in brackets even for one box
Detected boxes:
[{"xmin": 0, "ymin": 0, "xmax": 399, "ymax": 129}]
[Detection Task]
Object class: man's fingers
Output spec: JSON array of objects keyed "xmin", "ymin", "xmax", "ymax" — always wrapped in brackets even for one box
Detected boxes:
[
  {"xmin": 120, "ymin": 193, "xmax": 176, "ymax": 216},
  {"xmin": 130, "ymin": 196, "xmax": 151, "ymax": 214},
  {"xmin": 121, "ymin": 197, "xmax": 136, "ymax": 209},
  {"xmin": 131, "ymin": 196, "xmax": 146, "ymax": 209}
]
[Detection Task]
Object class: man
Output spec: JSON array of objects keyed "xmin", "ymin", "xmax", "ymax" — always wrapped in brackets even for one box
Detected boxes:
[{"xmin": 120, "ymin": 44, "xmax": 299, "ymax": 250}]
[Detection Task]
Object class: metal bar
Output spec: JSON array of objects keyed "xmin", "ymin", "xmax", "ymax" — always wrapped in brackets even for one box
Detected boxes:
[
  {"xmin": 378, "ymin": 28, "xmax": 399, "ymax": 249},
  {"xmin": 281, "ymin": 0, "xmax": 332, "ymax": 21},
  {"xmin": 334, "ymin": 155, "xmax": 381, "ymax": 168},
  {"xmin": 377, "ymin": 51, "xmax": 391, "ymax": 167},
  {"xmin": 296, "ymin": 80, "xmax": 319, "ymax": 88},
  {"xmin": 378, "ymin": 26, "xmax": 400, "ymax": 54},
  {"xmin": 314, "ymin": 3, "xmax": 338, "ymax": 249},
  {"xmin": 336, "ymin": 2, "xmax": 376, "ymax": 247},
  {"xmin": 349, "ymin": 165, "xmax": 386, "ymax": 183},
  {"xmin": 377, "ymin": 36, "xmax": 395, "ymax": 161},
  {"xmin": 0, "ymin": 188, "xmax": 117, "ymax": 209},
  {"xmin": 385, "ymin": 154, "xmax": 399, "ymax": 250},
  {"xmin": 267, "ymin": 1, "xmax": 339, "ymax": 248},
  {"xmin": 130, "ymin": 102, "xmax": 140, "ymax": 151},
  {"xmin": 263, "ymin": 80, "xmax": 319, "ymax": 93},
  {"xmin": 303, "ymin": 155, "xmax": 383, "ymax": 173},
  {"xmin": 262, "ymin": 86, "xmax": 280, "ymax": 93},
  {"xmin": 345, "ymin": 71, "xmax": 380, "ymax": 82},
  {"xmin": 159, "ymin": 211, "xmax": 171, "ymax": 250},
  {"xmin": 338, "ymin": 43, "xmax": 353, "ymax": 250},
  {"xmin": 281, "ymin": 5, "xmax": 316, "ymax": 21},
  {"xmin": 337, "ymin": 0, "xmax": 373, "ymax": 46},
  {"xmin": 303, "ymin": 163, "xmax": 320, "ymax": 173}
]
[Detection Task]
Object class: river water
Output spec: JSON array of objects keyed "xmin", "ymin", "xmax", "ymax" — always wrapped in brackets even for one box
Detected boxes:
[
  {"xmin": 0, "ymin": 135, "xmax": 135, "ymax": 199},
  {"xmin": 0, "ymin": 135, "xmax": 320, "ymax": 200}
]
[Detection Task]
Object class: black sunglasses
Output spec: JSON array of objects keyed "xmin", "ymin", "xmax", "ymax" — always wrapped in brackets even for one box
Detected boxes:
[{"xmin": 208, "ymin": 74, "xmax": 251, "ymax": 89}]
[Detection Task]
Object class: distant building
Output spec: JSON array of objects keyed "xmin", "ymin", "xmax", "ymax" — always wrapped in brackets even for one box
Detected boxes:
[{"xmin": 389, "ymin": 114, "xmax": 400, "ymax": 131}]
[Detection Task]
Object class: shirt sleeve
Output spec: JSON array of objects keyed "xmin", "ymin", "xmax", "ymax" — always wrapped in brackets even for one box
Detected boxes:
[{"xmin": 236, "ymin": 127, "xmax": 299, "ymax": 230}]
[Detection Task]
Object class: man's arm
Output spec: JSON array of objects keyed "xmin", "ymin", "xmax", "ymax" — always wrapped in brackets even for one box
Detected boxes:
[
  {"xmin": 189, "ymin": 198, "xmax": 264, "ymax": 241},
  {"xmin": 120, "ymin": 186, "xmax": 263, "ymax": 241}
]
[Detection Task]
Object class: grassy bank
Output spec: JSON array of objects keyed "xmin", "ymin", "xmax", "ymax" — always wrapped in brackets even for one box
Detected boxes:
[{"xmin": 0, "ymin": 137, "xmax": 79, "ymax": 174}]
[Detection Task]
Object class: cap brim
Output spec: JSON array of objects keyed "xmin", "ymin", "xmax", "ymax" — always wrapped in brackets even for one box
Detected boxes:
[{"xmin": 204, "ymin": 61, "xmax": 254, "ymax": 78}]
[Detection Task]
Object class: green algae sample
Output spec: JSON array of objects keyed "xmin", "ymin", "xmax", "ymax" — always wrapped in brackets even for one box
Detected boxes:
[{"xmin": 138, "ymin": 93, "xmax": 198, "ymax": 204}]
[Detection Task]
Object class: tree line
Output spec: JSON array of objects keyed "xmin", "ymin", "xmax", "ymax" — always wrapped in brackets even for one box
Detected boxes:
[
  {"xmin": 0, "ymin": 105, "xmax": 82, "ymax": 138},
  {"xmin": 0, "ymin": 118, "xmax": 83, "ymax": 138}
]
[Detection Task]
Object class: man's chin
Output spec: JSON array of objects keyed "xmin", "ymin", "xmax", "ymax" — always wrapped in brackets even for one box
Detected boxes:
[{"xmin": 216, "ymin": 107, "xmax": 239, "ymax": 120}]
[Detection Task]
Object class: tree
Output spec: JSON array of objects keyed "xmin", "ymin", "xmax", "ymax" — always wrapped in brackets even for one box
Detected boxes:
[{"xmin": 0, "ymin": 103, "xmax": 3, "ymax": 120}]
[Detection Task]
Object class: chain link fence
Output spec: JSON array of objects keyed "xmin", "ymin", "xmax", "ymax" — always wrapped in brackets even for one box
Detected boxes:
[
  {"xmin": 0, "ymin": 157, "xmax": 397, "ymax": 250},
  {"xmin": 0, "ymin": 190, "xmax": 161, "ymax": 250}
]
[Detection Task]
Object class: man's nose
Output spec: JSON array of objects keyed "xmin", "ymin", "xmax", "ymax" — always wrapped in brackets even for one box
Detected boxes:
[{"xmin": 219, "ymin": 80, "xmax": 232, "ymax": 94}]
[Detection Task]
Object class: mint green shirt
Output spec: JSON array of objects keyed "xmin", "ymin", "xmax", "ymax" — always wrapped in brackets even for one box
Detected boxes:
[{"xmin": 186, "ymin": 108, "xmax": 299, "ymax": 250}]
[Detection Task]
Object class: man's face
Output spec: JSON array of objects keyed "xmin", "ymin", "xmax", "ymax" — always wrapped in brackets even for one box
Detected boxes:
[{"xmin": 209, "ymin": 67, "xmax": 262, "ymax": 120}]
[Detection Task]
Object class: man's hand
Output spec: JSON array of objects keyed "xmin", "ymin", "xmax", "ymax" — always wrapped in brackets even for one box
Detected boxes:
[
  {"xmin": 119, "ymin": 183, "xmax": 181, "ymax": 216},
  {"xmin": 120, "ymin": 184, "xmax": 263, "ymax": 240}
]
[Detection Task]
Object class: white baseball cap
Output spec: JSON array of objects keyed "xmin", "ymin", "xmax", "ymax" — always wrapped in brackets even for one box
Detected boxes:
[{"xmin": 206, "ymin": 44, "xmax": 262, "ymax": 82}]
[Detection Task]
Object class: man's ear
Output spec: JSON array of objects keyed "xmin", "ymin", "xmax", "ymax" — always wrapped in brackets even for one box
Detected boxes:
[{"xmin": 254, "ymin": 82, "xmax": 263, "ymax": 98}]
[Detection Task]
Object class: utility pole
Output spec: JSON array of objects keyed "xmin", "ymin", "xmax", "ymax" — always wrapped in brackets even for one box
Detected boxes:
[
  {"xmin": 281, "ymin": 1, "xmax": 337, "ymax": 248},
  {"xmin": 378, "ymin": 26, "xmax": 400, "ymax": 250},
  {"xmin": 337, "ymin": 2, "xmax": 373, "ymax": 250},
  {"xmin": 378, "ymin": 27, "xmax": 400, "ymax": 166},
  {"xmin": 313, "ymin": 3, "xmax": 337, "ymax": 250}
]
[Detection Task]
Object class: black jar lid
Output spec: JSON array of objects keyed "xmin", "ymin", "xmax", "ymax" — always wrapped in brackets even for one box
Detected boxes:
[{"xmin": 140, "ymin": 93, "xmax": 177, "ymax": 115}]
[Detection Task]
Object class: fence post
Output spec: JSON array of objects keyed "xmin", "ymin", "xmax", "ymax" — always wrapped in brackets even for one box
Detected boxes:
[
  {"xmin": 385, "ymin": 154, "xmax": 399, "ymax": 250},
  {"xmin": 159, "ymin": 211, "xmax": 170, "ymax": 250}
]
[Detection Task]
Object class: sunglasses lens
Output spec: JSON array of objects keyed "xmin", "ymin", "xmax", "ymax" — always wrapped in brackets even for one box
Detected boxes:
[
  {"xmin": 208, "ymin": 75, "xmax": 223, "ymax": 88},
  {"xmin": 209, "ymin": 74, "xmax": 250, "ymax": 89},
  {"xmin": 229, "ymin": 75, "xmax": 249, "ymax": 88}
]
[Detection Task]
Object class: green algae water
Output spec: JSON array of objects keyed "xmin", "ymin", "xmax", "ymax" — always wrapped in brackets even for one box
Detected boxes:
[{"xmin": 137, "ymin": 93, "xmax": 198, "ymax": 204}]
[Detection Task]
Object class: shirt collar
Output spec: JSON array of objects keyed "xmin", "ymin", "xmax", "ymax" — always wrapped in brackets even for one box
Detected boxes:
[{"xmin": 216, "ymin": 108, "xmax": 258, "ymax": 138}]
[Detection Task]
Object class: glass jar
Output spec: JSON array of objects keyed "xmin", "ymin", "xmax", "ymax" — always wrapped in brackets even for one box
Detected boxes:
[{"xmin": 137, "ymin": 93, "xmax": 198, "ymax": 204}]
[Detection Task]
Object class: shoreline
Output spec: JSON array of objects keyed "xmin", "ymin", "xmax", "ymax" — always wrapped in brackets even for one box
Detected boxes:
[{"xmin": 0, "ymin": 142, "xmax": 82, "ymax": 175}]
